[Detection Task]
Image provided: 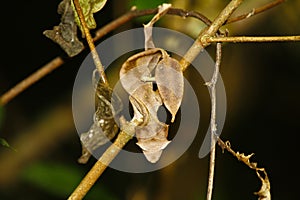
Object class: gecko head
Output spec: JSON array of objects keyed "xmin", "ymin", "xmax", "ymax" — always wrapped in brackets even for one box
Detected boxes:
[{"xmin": 136, "ymin": 139, "xmax": 171, "ymax": 163}]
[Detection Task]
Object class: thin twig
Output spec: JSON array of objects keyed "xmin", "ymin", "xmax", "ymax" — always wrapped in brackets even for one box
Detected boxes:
[
  {"xmin": 205, "ymin": 35, "xmax": 300, "ymax": 43},
  {"xmin": 0, "ymin": 57, "xmax": 64, "ymax": 106},
  {"xmin": 180, "ymin": 0, "xmax": 243, "ymax": 72},
  {"xmin": 217, "ymin": 139, "xmax": 271, "ymax": 199},
  {"xmin": 0, "ymin": 1, "xmax": 285, "ymax": 106},
  {"xmin": 68, "ymin": 130, "xmax": 134, "ymax": 200},
  {"xmin": 227, "ymin": 0, "xmax": 285, "ymax": 24},
  {"xmin": 0, "ymin": 1, "xmax": 285, "ymax": 199},
  {"xmin": 179, "ymin": 0, "xmax": 288, "ymax": 71},
  {"xmin": 72, "ymin": 0, "xmax": 108, "ymax": 85},
  {"xmin": 94, "ymin": 0, "xmax": 285, "ymax": 40},
  {"xmin": 69, "ymin": 1, "xmax": 244, "ymax": 199},
  {"xmin": 206, "ymin": 43, "xmax": 222, "ymax": 200},
  {"xmin": 94, "ymin": 8, "xmax": 155, "ymax": 41},
  {"xmin": 0, "ymin": 8, "xmax": 208, "ymax": 106}
]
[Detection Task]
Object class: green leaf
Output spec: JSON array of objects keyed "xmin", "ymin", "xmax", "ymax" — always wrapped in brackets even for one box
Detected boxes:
[
  {"xmin": 0, "ymin": 138, "xmax": 9, "ymax": 148},
  {"xmin": 22, "ymin": 162, "xmax": 117, "ymax": 200},
  {"xmin": 0, "ymin": 138, "xmax": 17, "ymax": 152},
  {"xmin": 72, "ymin": 0, "xmax": 108, "ymax": 35}
]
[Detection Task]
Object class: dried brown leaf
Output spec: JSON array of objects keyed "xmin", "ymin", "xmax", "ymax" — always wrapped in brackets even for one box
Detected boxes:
[
  {"xmin": 131, "ymin": 84, "xmax": 169, "ymax": 163},
  {"xmin": 155, "ymin": 53, "xmax": 183, "ymax": 122},
  {"xmin": 78, "ymin": 81, "xmax": 120, "ymax": 164},
  {"xmin": 120, "ymin": 48, "xmax": 176, "ymax": 163},
  {"xmin": 43, "ymin": 0, "xmax": 84, "ymax": 57},
  {"xmin": 120, "ymin": 48, "xmax": 162, "ymax": 95},
  {"xmin": 143, "ymin": 3, "xmax": 171, "ymax": 50},
  {"xmin": 120, "ymin": 47, "xmax": 184, "ymax": 162}
]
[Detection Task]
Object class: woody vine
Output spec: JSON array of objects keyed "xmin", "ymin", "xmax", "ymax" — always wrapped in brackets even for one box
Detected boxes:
[{"xmin": 0, "ymin": 0, "xmax": 299, "ymax": 199}]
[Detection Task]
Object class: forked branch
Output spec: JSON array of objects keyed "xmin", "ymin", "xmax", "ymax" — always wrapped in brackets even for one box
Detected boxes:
[
  {"xmin": 68, "ymin": 0, "xmax": 243, "ymax": 199},
  {"xmin": 0, "ymin": 1, "xmax": 294, "ymax": 199},
  {"xmin": 180, "ymin": 0, "xmax": 243, "ymax": 71},
  {"xmin": 0, "ymin": 0, "xmax": 289, "ymax": 106}
]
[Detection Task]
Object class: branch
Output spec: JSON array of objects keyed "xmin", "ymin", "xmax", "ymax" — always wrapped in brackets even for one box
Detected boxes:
[
  {"xmin": 180, "ymin": 0, "xmax": 243, "ymax": 72},
  {"xmin": 206, "ymin": 43, "xmax": 222, "ymax": 200},
  {"xmin": 72, "ymin": 0, "xmax": 108, "ymax": 85},
  {"xmin": 217, "ymin": 139, "xmax": 271, "ymax": 200},
  {"xmin": 0, "ymin": 57, "xmax": 64, "ymax": 106},
  {"xmin": 0, "ymin": 1, "xmax": 285, "ymax": 199},
  {"xmin": 0, "ymin": 1, "xmax": 285, "ymax": 106},
  {"xmin": 68, "ymin": 131, "xmax": 133, "ymax": 200},
  {"xmin": 204, "ymin": 35, "xmax": 300, "ymax": 43},
  {"xmin": 69, "ymin": 1, "xmax": 244, "ymax": 199},
  {"xmin": 0, "ymin": 8, "xmax": 207, "ymax": 106},
  {"xmin": 227, "ymin": 0, "xmax": 285, "ymax": 24}
]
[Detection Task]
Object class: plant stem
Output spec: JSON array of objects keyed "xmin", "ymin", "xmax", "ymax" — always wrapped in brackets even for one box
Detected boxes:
[
  {"xmin": 180, "ymin": 0, "xmax": 243, "ymax": 72},
  {"xmin": 72, "ymin": 0, "xmax": 108, "ymax": 85},
  {"xmin": 206, "ymin": 43, "xmax": 222, "ymax": 200},
  {"xmin": 0, "ymin": 57, "xmax": 64, "ymax": 106},
  {"xmin": 227, "ymin": 0, "xmax": 285, "ymax": 24},
  {"xmin": 68, "ymin": 129, "xmax": 135, "ymax": 200},
  {"xmin": 0, "ymin": 0, "xmax": 284, "ymax": 106},
  {"xmin": 206, "ymin": 35, "xmax": 300, "ymax": 43},
  {"xmin": 217, "ymin": 138, "xmax": 271, "ymax": 199}
]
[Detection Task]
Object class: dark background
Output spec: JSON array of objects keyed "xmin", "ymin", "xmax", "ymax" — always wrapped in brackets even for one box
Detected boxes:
[{"xmin": 0, "ymin": 0, "xmax": 299, "ymax": 199}]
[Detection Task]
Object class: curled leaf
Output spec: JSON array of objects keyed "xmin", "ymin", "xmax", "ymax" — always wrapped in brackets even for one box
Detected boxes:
[
  {"xmin": 155, "ymin": 53, "xmax": 183, "ymax": 122},
  {"xmin": 43, "ymin": 0, "xmax": 84, "ymax": 57},
  {"xmin": 131, "ymin": 86, "xmax": 170, "ymax": 163},
  {"xmin": 120, "ymin": 48, "xmax": 162, "ymax": 95},
  {"xmin": 120, "ymin": 47, "xmax": 183, "ymax": 163},
  {"xmin": 143, "ymin": 3, "xmax": 171, "ymax": 50},
  {"xmin": 78, "ymin": 80, "xmax": 120, "ymax": 164}
]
